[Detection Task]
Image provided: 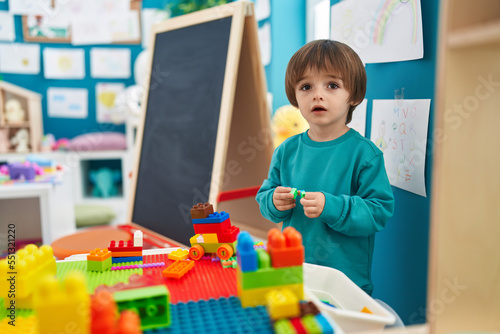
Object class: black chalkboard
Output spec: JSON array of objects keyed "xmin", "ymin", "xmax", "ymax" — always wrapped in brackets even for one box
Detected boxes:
[{"xmin": 131, "ymin": 17, "xmax": 232, "ymax": 245}]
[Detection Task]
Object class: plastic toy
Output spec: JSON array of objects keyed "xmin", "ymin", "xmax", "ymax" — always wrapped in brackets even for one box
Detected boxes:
[
  {"xmin": 134, "ymin": 230, "xmax": 143, "ymax": 247},
  {"xmin": 53, "ymin": 138, "xmax": 69, "ymax": 151},
  {"xmin": 267, "ymin": 227, "xmax": 304, "ymax": 268},
  {"xmin": 33, "ymin": 271, "xmax": 90, "ymax": 334},
  {"xmin": 162, "ymin": 259, "xmax": 195, "ymax": 279},
  {"xmin": 40, "ymin": 133, "xmax": 56, "ymax": 152},
  {"xmin": 188, "ymin": 204, "xmax": 240, "ymax": 261},
  {"xmin": 4, "ymin": 98, "xmax": 26, "ymax": 123},
  {"xmin": 265, "ymin": 288, "xmax": 300, "ymax": 320},
  {"xmin": 90, "ymin": 167, "xmax": 121, "ymax": 198},
  {"xmin": 111, "ymin": 262, "xmax": 165, "ymax": 271},
  {"xmin": 290, "ymin": 188, "xmax": 306, "ymax": 199},
  {"xmin": 271, "ymin": 104, "xmax": 309, "ymax": 147},
  {"xmin": 87, "ymin": 248, "xmax": 112, "ymax": 272},
  {"xmin": 10, "ymin": 128, "xmax": 30, "ymax": 153},
  {"xmin": 168, "ymin": 249, "xmax": 189, "ymax": 261}
]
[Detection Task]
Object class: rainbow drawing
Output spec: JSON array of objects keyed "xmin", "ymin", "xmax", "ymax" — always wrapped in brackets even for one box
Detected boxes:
[{"xmin": 372, "ymin": 0, "xmax": 418, "ymax": 45}]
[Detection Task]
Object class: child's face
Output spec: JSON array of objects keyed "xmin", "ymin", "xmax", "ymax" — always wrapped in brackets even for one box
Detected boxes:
[{"xmin": 295, "ymin": 68, "xmax": 352, "ymax": 134}]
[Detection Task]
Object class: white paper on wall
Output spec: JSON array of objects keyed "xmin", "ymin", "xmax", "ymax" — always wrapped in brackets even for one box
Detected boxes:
[
  {"xmin": 0, "ymin": 11, "xmax": 15, "ymax": 41},
  {"xmin": 330, "ymin": 0, "xmax": 424, "ymax": 63},
  {"xmin": 0, "ymin": 43, "xmax": 40, "ymax": 74},
  {"xmin": 348, "ymin": 99, "xmax": 367, "ymax": 136},
  {"xmin": 255, "ymin": 0, "xmax": 271, "ymax": 21},
  {"xmin": 110, "ymin": 11, "xmax": 141, "ymax": 43},
  {"xmin": 370, "ymin": 99, "xmax": 431, "ymax": 197},
  {"xmin": 8, "ymin": 0, "xmax": 52, "ymax": 15},
  {"xmin": 47, "ymin": 88, "xmax": 88, "ymax": 119},
  {"xmin": 96, "ymin": 83, "xmax": 125, "ymax": 123},
  {"xmin": 71, "ymin": 15, "xmax": 113, "ymax": 45},
  {"xmin": 43, "ymin": 48, "xmax": 85, "ymax": 79},
  {"xmin": 141, "ymin": 8, "xmax": 170, "ymax": 48},
  {"xmin": 258, "ymin": 22, "xmax": 271, "ymax": 66},
  {"xmin": 90, "ymin": 48, "xmax": 131, "ymax": 79}
]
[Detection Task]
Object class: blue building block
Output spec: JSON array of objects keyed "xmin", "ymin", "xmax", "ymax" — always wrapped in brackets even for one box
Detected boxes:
[
  {"xmin": 112, "ymin": 256, "xmax": 143, "ymax": 263},
  {"xmin": 191, "ymin": 211, "xmax": 230, "ymax": 224},
  {"xmin": 236, "ymin": 232, "xmax": 258, "ymax": 272},
  {"xmin": 144, "ymin": 296, "xmax": 274, "ymax": 334},
  {"xmin": 315, "ymin": 313, "xmax": 334, "ymax": 334}
]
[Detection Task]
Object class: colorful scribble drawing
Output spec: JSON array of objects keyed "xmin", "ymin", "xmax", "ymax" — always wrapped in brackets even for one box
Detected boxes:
[
  {"xmin": 375, "ymin": 121, "xmax": 387, "ymax": 152},
  {"xmin": 372, "ymin": 0, "xmax": 418, "ymax": 45}
]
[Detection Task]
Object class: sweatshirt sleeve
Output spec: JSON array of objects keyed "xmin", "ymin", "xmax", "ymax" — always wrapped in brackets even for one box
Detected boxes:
[
  {"xmin": 319, "ymin": 153, "xmax": 395, "ymax": 237},
  {"xmin": 255, "ymin": 146, "xmax": 294, "ymax": 223}
]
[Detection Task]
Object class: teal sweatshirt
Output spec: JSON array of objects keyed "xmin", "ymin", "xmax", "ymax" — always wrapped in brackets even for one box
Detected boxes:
[{"xmin": 256, "ymin": 129, "xmax": 394, "ymax": 295}]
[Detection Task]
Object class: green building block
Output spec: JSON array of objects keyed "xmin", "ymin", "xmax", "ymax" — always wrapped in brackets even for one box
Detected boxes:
[
  {"xmin": 113, "ymin": 285, "xmax": 170, "ymax": 330},
  {"xmin": 87, "ymin": 257, "xmax": 112, "ymax": 272},
  {"xmin": 290, "ymin": 188, "xmax": 299, "ymax": 199},
  {"xmin": 301, "ymin": 314, "xmax": 323, "ymax": 334},
  {"xmin": 238, "ymin": 265, "xmax": 303, "ymax": 289},
  {"xmin": 274, "ymin": 319, "xmax": 296, "ymax": 334}
]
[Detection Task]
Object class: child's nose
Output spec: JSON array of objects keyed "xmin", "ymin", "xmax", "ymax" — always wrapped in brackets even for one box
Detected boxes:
[{"xmin": 313, "ymin": 88, "xmax": 324, "ymax": 101}]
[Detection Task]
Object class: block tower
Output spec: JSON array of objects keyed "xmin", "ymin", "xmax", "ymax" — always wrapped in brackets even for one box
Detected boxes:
[
  {"xmin": 188, "ymin": 202, "xmax": 240, "ymax": 260},
  {"xmin": 236, "ymin": 227, "xmax": 305, "ymax": 308}
]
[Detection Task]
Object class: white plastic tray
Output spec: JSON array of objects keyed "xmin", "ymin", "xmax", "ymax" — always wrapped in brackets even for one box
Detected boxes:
[{"xmin": 303, "ymin": 263, "xmax": 396, "ymax": 332}]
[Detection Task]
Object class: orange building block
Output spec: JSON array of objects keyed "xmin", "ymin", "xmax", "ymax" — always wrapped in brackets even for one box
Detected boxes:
[
  {"xmin": 117, "ymin": 310, "xmax": 142, "ymax": 334},
  {"xmin": 267, "ymin": 227, "xmax": 304, "ymax": 268},
  {"xmin": 162, "ymin": 260, "xmax": 195, "ymax": 279},
  {"xmin": 88, "ymin": 248, "xmax": 111, "ymax": 261},
  {"xmin": 112, "ymin": 251, "xmax": 143, "ymax": 258},
  {"xmin": 91, "ymin": 290, "xmax": 117, "ymax": 333}
]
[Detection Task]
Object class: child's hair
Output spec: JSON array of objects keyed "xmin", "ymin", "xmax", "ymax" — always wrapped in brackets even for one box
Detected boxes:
[{"xmin": 285, "ymin": 40, "xmax": 366, "ymax": 124}]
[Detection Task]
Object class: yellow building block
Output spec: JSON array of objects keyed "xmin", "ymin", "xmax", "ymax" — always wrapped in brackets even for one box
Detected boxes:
[
  {"xmin": 33, "ymin": 271, "xmax": 90, "ymax": 334},
  {"xmin": 0, "ymin": 315, "xmax": 37, "ymax": 334},
  {"xmin": 168, "ymin": 249, "xmax": 189, "ymax": 261},
  {"xmin": 237, "ymin": 281, "xmax": 304, "ymax": 308},
  {"xmin": 265, "ymin": 288, "xmax": 300, "ymax": 320},
  {"xmin": 0, "ymin": 244, "xmax": 56, "ymax": 308},
  {"xmin": 189, "ymin": 233, "xmax": 219, "ymax": 244}
]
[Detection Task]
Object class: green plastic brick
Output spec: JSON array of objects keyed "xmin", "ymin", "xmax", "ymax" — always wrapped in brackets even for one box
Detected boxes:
[
  {"xmin": 238, "ymin": 265, "xmax": 303, "ymax": 289},
  {"xmin": 301, "ymin": 314, "xmax": 322, "ymax": 334},
  {"xmin": 87, "ymin": 257, "xmax": 112, "ymax": 272},
  {"xmin": 274, "ymin": 318, "xmax": 296, "ymax": 334},
  {"xmin": 113, "ymin": 285, "xmax": 170, "ymax": 330}
]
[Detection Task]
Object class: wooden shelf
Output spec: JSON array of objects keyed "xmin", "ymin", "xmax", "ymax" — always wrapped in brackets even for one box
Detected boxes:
[
  {"xmin": 0, "ymin": 122, "xmax": 30, "ymax": 128},
  {"xmin": 448, "ymin": 19, "xmax": 500, "ymax": 49}
]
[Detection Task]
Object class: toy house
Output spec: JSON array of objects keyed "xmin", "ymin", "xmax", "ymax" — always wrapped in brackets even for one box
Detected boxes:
[{"xmin": 0, "ymin": 81, "xmax": 43, "ymax": 153}]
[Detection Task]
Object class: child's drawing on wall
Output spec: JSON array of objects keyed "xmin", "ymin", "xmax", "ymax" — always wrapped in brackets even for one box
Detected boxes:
[{"xmin": 374, "ymin": 120, "xmax": 387, "ymax": 151}]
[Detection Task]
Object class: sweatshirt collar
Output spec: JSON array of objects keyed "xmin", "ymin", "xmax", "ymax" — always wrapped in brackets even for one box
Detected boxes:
[{"xmin": 301, "ymin": 128, "xmax": 355, "ymax": 147}]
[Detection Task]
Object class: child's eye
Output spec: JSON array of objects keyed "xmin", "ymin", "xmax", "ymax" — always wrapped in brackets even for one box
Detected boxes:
[
  {"xmin": 299, "ymin": 84, "xmax": 311, "ymax": 91},
  {"xmin": 328, "ymin": 83, "xmax": 339, "ymax": 89}
]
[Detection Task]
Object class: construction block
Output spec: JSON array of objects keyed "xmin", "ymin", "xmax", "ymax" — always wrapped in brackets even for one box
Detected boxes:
[
  {"xmin": 0, "ymin": 244, "xmax": 56, "ymax": 307},
  {"xmin": 190, "ymin": 233, "xmax": 218, "ymax": 244},
  {"xmin": 190, "ymin": 202, "xmax": 214, "ymax": 219},
  {"xmin": 113, "ymin": 285, "xmax": 170, "ymax": 330},
  {"xmin": 88, "ymin": 256, "xmax": 112, "ymax": 272},
  {"xmin": 112, "ymin": 250, "xmax": 143, "ymax": 258},
  {"xmin": 87, "ymin": 248, "xmax": 111, "ymax": 261},
  {"xmin": 290, "ymin": 188, "xmax": 299, "ymax": 199},
  {"xmin": 238, "ymin": 282, "xmax": 304, "ymax": 308},
  {"xmin": 238, "ymin": 265, "xmax": 303, "ymax": 289},
  {"xmin": 193, "ymin": 219, "xmax": 231, "ymax": 234},
  {"xmin": 33, "ymin": 271, "xmax": 90, "ymax": 334},
  {"xmin": 168, "ymin": 249, "xmax": 190, "ymax": 261},
  {"xmin": 91, "ymin": 289, "xmax": 118, "ymax": 333},
  {"xmin": 290, "ymin": 317, "xmax": 307, "ymax": 334},
  {"xmin": 267, "ymin": 227, "xmax": 304, "ymax": 268},
  {"xmin": 134, "ymin": 230, "xmax": 143, "ymax": 247},
  {"xmin": 265, "ymin": 288, "xmax": 300, "ymax": 320},
  {"xmin": 274, "ymin": 319, "xmax": 297, "ymax": 334},
  {"xmin": 162, "ymin": 259, "xmax": 195, "ymax": 279},
  {"xmin": 118, "ymin": 310, "xmax": 142, "ymax": 334},
  {"xmin": 192, "ymin": 211, "xmax": 229, "ymax": 224},
  {"xmin": 236, "ymin": 231, "xmax": 258, "ymax": 272},
  {"xmin": 109, "ymin": 240, "xmax": 143, "ymax": 252},
  {"xmin": 218, "ymin": 225, "xmax": 240, "ymax": 243},
  {"xmin": 299, "ymin": 190, "xmax": 306, "ymax": 199},
  {"xmin": 300, "ymin": 301, "xmax": 320, "ymax": 316},
  {"xmin": 189, "ymin": 241, "xmax": 237, "ymax": 255},
  {"xmin": 314, "ymin": 314, "xmax": 334, "ymax": 334},
  {"xmin": 301, "ymin": 314, "xmax": 323, "ymax": 334},
  {"xmin": 112, "ymin": 256, "xmax": 143, "ymax": 264}
]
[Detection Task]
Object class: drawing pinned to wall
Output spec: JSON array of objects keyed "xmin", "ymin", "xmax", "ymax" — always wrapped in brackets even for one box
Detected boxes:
[
  {"xmin": 90, "ymin": 48, "xmax": 131, "ymax": 79},
  {"xmin": 47, "ymin": 87, "xmax": 88, "ymax": 119},
  {"xmin": 96, "ymin": 83, "xmax": 125, "ymax": 123},
  {"xmin": 43, "ymin": 48, "xmax": 85, "ymax": 79},
  {"xmin": 370, "ymin": 99, "xmax": 430, "ymax": 197},
  {"xmin": 258, "ymin": 22, "xmax": 271, "ymax": 66},
  {"xmin": 23, "ymin": 8, "xmax": 71, "ymax": 43},
  {"xmin": 348, "ymin": 98, "xmax": 367, "ymax": 136},
  {"xmin": 8, "ymin": 0, "xmax": 51, "ymax": 15},
  {"xmin": 0, "ymin": 11, "xmax": 15, "ymax": 41},
  {"xmin": 141, "ymin": 8, "xmax": 170, "ymax": 48},
  {"xmin": 330, "ymin": 0, "xmax": 424, "ymax": 63},
  {"xmin": 0, "ymin": 43, "xmax": 40, "ymax": 74},
  {"xmin": 254, "ymin": 0, "xmax": 271, "ymax": 21}
]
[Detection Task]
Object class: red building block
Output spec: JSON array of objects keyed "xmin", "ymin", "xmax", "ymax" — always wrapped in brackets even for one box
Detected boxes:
[
  {"xmin": 267, "ymin": 227, "xmax": 304, "ymax": 268},
  {"xmin": 117, "ymin": 310, "xmax": 142, "ymax": 334},
  {"xmin": 217, "ymin": 225, "xmax": 240, "ymax": 243},
  {"xmin": 290, "ymin": 317, "xmax": 308, "ymax": 334},
  {"xmin": 193, "ymin": 219, "xmax": 231, "ymax": 235},
  {"xmin": 190, "ymin": 202, "xmax": 214, "ymax": 219},
  {"xmin": 109, "ymin": 240, "xmax": 143, "ymax": 252},
  {"xmin": 162, "ymin": 260, "xmax": 195, "ymax": 279}
]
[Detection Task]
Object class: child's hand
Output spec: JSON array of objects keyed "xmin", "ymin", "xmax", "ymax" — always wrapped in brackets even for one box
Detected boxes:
[
  {"xmin": 300, "ymin": 192, "xmax": 325, "ymax": 218},
  {"xmin": 273, "ymin": 186, "xmax": 296, "ymax": 211}
]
